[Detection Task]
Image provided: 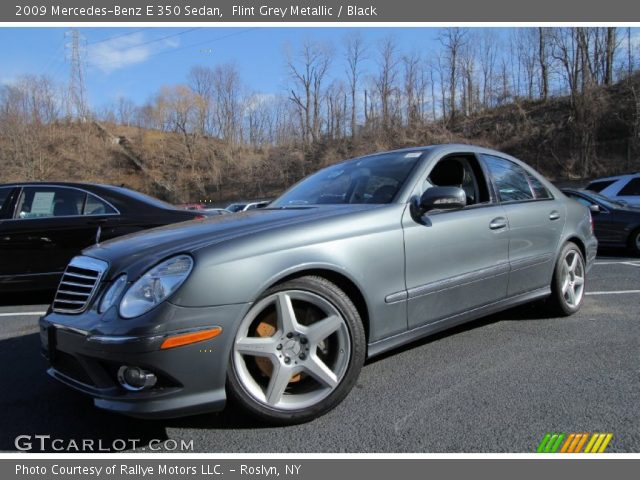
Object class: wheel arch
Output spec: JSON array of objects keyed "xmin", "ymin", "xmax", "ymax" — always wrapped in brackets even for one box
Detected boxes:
[
  {"xmin": 564, "ymin": 236, "xmax": 586, "ymax": 261},
  {"xmin": 264, "ymin": 267, "xmax": 371, "ymax": 343}
]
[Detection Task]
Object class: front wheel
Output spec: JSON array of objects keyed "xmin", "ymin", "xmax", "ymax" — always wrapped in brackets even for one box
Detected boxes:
[
  {"xmin": 549, "ymin": 242, "xmax": 586, "ymax": 316},
  {"xmin": 227, "ymin": 276, "xmax": 366, "ymax": 424},
  {"xmin": 628, "ymin": 228, "xmax": 640, "ymax": 256}
]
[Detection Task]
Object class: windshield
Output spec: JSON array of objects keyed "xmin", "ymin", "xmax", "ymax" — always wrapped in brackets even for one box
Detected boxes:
[
  {"xmin": 226, "ymin": 203, "xmax": 246, "ymax": 212},
  {"xmin": 271, "ymin": 151, "xmax": 424, "ymax": 207},
  {"xmin": 584, "ymin": 190, "xmax": 629, "ymax": 209}
]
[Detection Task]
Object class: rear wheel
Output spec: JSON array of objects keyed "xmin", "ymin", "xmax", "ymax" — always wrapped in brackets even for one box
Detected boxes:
[
  {"xmin": 549, "ymin": 242, "xmax": 586, "ymax": 316},
  {"xmin": 227, "ymin": 276, "xmax": 365, "ymax": 424},
  {"xmin": 628, "ymin": 228, "xmax": 640, "ymax": 256}
]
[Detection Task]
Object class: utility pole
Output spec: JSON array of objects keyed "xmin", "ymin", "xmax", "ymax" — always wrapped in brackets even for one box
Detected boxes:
[{"xmin": 65, "ymin": 29, "xmax": 87, "ymax": 120}]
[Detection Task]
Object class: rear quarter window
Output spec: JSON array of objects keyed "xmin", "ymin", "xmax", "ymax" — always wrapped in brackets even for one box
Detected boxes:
[
  {"xmin": 617, "ymin": 178, "xmax": 640, "ymax": 196},
  {"xmin": 586, "ymin": 179, "xmax": 616, "ymax": 193}
]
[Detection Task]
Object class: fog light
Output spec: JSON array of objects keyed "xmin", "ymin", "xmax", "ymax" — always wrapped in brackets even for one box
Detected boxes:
[{"xmin": 117, "ymin": 366, "xmax": 157, "ymax": 391}]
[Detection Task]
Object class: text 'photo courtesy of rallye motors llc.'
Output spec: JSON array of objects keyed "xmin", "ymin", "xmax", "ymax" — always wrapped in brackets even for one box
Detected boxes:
[{"xmin": 1, "ymin": 1, "xmax": 640, "ymax": 476}]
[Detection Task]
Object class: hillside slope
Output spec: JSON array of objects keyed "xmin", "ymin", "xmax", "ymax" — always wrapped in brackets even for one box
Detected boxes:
[{"xmin": 1, "ymin": 75, "xmax": 639, "ymax": 203}]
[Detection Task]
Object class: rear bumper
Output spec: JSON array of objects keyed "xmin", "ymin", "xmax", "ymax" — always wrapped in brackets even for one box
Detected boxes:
[{"xmin": 40, "ymin": 302, "xmax": 248, "ymax": 419}]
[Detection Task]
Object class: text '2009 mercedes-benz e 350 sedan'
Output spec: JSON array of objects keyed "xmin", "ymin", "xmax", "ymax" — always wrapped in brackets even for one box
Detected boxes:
[{"xmin": 40, "ymin": 145, "xmax": 597, "ymax": 424}]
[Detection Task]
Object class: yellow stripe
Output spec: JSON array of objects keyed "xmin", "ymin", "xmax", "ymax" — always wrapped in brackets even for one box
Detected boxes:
[
  {"xmin": 584, "ymin": 433, "xmax": 599, "ymax": 453},
  {"xmin": 561, "ymin": 434, "xmax": 576, "ymax": 453},
  {"xmin": 591, "ymin": 434, "xmax": 606, "ymax": 453},
  {"xmin": 597, "ymin": 434, "xmax": 613, "ymax": 453},
  {"xmin": 574, "ymin": 433, "xmax": 589, "ymax": 453}
]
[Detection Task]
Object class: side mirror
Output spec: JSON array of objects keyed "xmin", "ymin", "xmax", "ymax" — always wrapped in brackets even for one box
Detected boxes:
[
  {"xmin": 589, "ymin": 204, "xmax": 601, "ymax": 214},
  {"xmin": 416, "ymin": 186, "xmax": 467, "ymax": 216}
]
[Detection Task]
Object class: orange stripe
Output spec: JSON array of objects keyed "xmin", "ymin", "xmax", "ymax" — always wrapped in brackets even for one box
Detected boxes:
[
  {"xmin": 160, "ymin": 327, "xmax": 223, "ymax": 349},
  {"xmin": 561, "ymin": 434, "xmax": 576, "ymax": 453},
  {"xmin": 574, "ymin": 433, "xmax": 589, "ymax": 453},
  {"xmin": 567, "ymin": 434, "xmax": 581, "ymax": 453}
]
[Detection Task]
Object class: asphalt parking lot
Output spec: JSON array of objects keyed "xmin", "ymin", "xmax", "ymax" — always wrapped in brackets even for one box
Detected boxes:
[{"xmin": 0, "ymin": 252, "xmax": 638, "ymax": 453}]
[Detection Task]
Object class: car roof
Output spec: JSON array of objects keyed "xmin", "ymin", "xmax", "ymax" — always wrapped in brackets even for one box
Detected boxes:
[{"xmin": 588, "ymin": 173, "xmax": 640, "ymax": 182}]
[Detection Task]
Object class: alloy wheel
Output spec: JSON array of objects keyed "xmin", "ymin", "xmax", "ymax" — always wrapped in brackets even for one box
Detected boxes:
[
  {"xmin": 233, "ymin": 290, "xmax": 352, "ymax": 410},
  {"xmin": 560, "ymin": 250, "xmax": 585, "ymax": 308}
]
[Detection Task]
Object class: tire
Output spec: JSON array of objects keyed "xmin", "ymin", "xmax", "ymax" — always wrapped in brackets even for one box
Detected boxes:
[
  {"xmin": 227, "ymin": 276, "xmax": 366, "ymax": 424},
  {"xmin": 548, "ymin": 242, "xmax": 586, "ymax": 316},
  {"xmin": 628, "ymin": 228, "xmax": 640, "ymax": 256}
]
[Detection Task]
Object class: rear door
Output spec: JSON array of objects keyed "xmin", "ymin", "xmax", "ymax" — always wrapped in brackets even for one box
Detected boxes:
[{"xmin": 481, "ymin": 154, "xmax": 564, "ymax": 296}]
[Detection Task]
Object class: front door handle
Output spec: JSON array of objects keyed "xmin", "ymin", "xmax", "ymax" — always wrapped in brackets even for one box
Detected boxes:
[
  {"xmin": 549, "ymin": 211, "xmax": 560, "ymax": 221},
  {"xmin": 489, "ymin": 217, "xmax": 508, "ymax": 230}
]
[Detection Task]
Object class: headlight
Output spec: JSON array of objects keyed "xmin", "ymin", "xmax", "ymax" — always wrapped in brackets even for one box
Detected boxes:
[
  {"xmin": 119, "ymin": 255, "xmax": 194, "ymax": 319},
  {"xmin": 99, "ymin": 275, "xmax": 128, "ymax": 313}
]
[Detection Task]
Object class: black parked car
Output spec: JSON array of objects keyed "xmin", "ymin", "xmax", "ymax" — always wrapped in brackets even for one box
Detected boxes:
[
  {"xmin": 562, "ymin": 188, "xmax": 640, "ymax": 255},
  {"xmin": 0, "ymin": 183, "xmax": 204, "ymax": 294}
]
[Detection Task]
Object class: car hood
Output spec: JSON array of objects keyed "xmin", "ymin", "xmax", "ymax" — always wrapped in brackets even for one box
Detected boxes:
[{"xmin": 83, "ymin": 205, "xmax": 378, "ymax": 279}]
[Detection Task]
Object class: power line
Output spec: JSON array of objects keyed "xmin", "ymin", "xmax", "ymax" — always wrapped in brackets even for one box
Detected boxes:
[
  {"xmin": 87, "ymin": 28, "xmax": 201, "ymax": 68},
  {"xmin": 87, "ymin": 28, "xmax": 256, "ymax": 69},
  {"xmin": 87, "ymin": 28, "xmax": 150, "ymax": 46}
]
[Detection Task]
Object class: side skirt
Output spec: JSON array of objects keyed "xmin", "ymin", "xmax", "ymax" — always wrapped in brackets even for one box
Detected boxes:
[{"xmin": 367, "ymin": 287, "xmax": 551, "ymax": 359}]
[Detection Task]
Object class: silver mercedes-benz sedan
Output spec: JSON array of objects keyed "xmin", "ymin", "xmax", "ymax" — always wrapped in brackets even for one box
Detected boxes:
[{"xmin": 40, "ymin": 144, "xmax": 597, "ymax": 424}]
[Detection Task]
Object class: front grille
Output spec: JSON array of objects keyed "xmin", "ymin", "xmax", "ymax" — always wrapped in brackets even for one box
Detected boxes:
[{"xmin": 52, "ymin": 256, "xmax": 109, "ymax": 314}]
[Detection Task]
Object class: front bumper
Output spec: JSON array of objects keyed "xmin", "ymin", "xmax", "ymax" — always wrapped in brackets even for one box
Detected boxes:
[{"xmin": 40, "ymin": 302, "xmax": 249, "ymax": 419}]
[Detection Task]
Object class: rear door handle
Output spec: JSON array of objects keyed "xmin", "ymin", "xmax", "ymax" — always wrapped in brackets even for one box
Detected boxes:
[
  {"xmin": 549, "ymin": 211, "xmax": 560, "ymax": 221},
  {"xmin": 489, "ymin": 217, "xmax": 508, "ymax": 230}
]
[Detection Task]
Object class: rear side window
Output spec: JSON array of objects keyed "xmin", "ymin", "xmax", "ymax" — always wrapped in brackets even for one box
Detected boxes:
[
  {"xmin": 586, "ymin": 180, "xmax": 616, "ymax": 193},
  {"xmin": 481, "ymin": 154, "xmax": 534, "ymax": 202},
  {"xmin": 16, "ymin": 187, "xmax": 86, "ymax": 219},
  {"xmin": 618, "ymin": 178, "xmax": 640, "ymax": 196}
]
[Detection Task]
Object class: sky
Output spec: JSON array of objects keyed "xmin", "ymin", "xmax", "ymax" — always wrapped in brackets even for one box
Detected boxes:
[
  {"xmin": 0, "ymin": 27, "xmax": 638, "ymax": 112},
  {"xmin": 0, "ymin": 27, "xmax": 454, "ymax": 109}
]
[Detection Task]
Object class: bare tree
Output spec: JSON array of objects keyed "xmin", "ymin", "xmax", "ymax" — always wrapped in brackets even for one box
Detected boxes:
[
  {"xmin": 439, "ymin": 28, "xmax": 467, "ymax": 122},
  {"xmin": 286, "ymin": 40, "xmax": 332, "ymax": 145},
  {"xmin": 375, "ymin": 36, "xmax": 400, "ymax": 131},
  {"xmin": 344, "ymin": 32, "xmax": 367, "ymax": 138},
  {"xmin": 188, "ymin": 65, "xmax": 215, "ymax": 135}
]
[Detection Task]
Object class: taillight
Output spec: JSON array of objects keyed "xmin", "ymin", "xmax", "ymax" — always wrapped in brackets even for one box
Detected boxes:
[{"xmin": 194, "ymin": 215, "xmax": 206, "ymax": 221}]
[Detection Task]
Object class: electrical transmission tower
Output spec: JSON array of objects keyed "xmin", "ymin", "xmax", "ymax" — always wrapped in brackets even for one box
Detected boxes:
[{"xmin": 65, "ymin": 29, "xmax": 87, "ymax": 120}]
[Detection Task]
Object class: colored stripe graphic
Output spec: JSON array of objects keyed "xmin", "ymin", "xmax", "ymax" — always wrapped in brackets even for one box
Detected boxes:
[{"xmin": 538, "ymin": 433, "xmax": 612, "ymax": 453}]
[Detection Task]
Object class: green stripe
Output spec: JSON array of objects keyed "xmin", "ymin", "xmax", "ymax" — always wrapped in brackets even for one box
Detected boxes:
[
  {"xmin": 537, "ymin": 433, "xmax": 552, "ymax": 453},
  {"xmin": 544, "ymin": 434, "xmax": 559, "ymax": 453},
  {"xmin": 549, "ymin": 433, "xmax": 566, "ymax": 453}
]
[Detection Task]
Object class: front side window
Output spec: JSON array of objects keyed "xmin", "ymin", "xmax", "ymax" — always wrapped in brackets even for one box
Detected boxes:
[
  {"xmin": 271, "ymin": 151, "xmax": 423, "ymax": 206},
  {"xmin": 482, "ymin": 155, "xmax": 534, "ymax": 203},
  {"xmin": 427, "ymin": 155, "xmax": 490, "ymax": 206}
]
